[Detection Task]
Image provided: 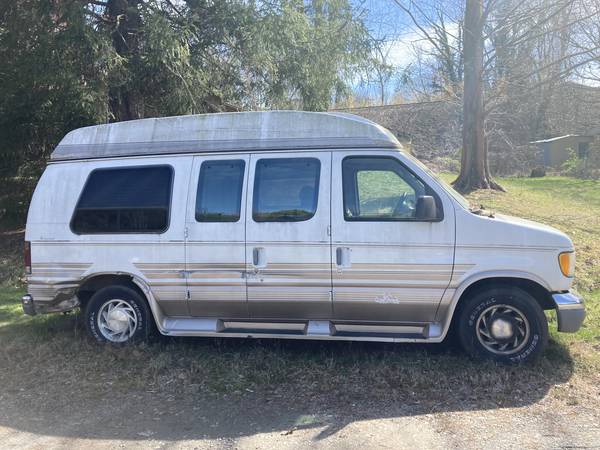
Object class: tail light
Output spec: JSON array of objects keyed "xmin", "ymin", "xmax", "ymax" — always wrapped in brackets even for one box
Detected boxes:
[{"xmin": 24, "ymin": 240, "xmax": 31, "ymax": 274}]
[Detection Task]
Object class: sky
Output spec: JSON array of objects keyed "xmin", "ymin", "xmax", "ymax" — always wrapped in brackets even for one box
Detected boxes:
[
  {"xmin": 353, "ymin": 0, "xmax": 461, "ymax": 61},
  {"xmin": 355, "ymin": 0, "xmax": 426, "ymax": 65},
  {"xmin": 349, "ymin": 0, "xmax": 600, "ymax": 100},
  {"xmin": 348, "ymin": 0, "xmax": 452, "ymax": 102}
]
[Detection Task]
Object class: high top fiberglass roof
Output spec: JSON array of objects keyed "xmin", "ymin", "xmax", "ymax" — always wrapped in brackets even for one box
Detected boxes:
[{"xmin": 50, "ymin": 110, "xmax": 401, "ymax": 161}]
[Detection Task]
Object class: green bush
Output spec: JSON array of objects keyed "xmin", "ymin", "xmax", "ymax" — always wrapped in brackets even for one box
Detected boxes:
[{"xmin": 561, "ymin": 145, "xmax": 600, "ymax": 179}]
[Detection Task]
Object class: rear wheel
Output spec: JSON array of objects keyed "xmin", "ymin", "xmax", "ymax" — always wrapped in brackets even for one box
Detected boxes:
[
  {"xmin": 85, "ymin": 286, "xmax": 153, "ymax": 344},
  {"xmin": 457, "ymin": 286, "xmax": 548, "ymax": 363}
]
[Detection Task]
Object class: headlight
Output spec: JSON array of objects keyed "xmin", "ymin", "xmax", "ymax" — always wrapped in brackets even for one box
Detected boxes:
[{"xmin": 558, "ymin": 251, "xmax": 575, "ymax": 277}]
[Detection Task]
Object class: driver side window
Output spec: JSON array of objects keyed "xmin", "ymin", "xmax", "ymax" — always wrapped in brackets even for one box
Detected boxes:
[{"xmin": 343, "ymin": 156, "xmax": 426, "ymax": 221}]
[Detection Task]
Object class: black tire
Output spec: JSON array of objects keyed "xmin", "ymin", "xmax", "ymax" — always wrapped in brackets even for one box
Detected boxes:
[
  {"xmin": 457, "ymin": 286, "xmax": 548, "ymax": 364},
  {"xmin": 85, "ymin": 285, "xmax": 154, "ymax": 344}
]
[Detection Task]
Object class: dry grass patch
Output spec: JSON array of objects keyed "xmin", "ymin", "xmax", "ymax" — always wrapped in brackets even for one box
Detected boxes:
[{"xmin": 0, "ymin": 285, "xmax": 584, "ymax": 413}]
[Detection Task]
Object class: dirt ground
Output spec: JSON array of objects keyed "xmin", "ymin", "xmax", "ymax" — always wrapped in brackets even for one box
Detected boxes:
[
  {"xmin": 1, "ymin": 340, "xmax": 599, "ymax": 450},
  {"xmin": 1, "ymin": 385, "xmax": 599, "ymax": 449}
]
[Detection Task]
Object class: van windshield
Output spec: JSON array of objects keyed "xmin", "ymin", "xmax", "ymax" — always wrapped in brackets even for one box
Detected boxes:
[{"xmin": 402, "ymin": 153, "xmax": 471, "ymax": 210}]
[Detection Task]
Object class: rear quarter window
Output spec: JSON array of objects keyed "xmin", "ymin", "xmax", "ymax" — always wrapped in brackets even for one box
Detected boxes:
[{"xmin": 71, "ymin": 165, "xmax": 173, "ymax": 234}]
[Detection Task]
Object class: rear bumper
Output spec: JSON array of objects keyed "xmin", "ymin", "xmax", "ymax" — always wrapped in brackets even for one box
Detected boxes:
[
  {"xmin": 21, "ymin": 294, "xmax": 36, "ymax": 315},
  {"xmin": 553, "ymin": 291, "xmax": 585, "ymax": 333},
  {"xmin": 21, "ymin": 292, "xmax": 79, "ymax": 316}
]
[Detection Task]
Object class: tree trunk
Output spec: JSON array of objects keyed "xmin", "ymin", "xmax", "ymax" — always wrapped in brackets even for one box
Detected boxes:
[
  {"xmin": 453, "ymin": 0, "xmax": 504, "ymax": 193},
  {"xmin": 107, "ymin": 0, "xmax": 143, "ymax": 122}
]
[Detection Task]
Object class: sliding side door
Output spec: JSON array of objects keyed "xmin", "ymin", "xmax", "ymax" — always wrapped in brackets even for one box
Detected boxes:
[{"xmin": 245, "ymin": 152, "xmax": 332, "ymax": 320}]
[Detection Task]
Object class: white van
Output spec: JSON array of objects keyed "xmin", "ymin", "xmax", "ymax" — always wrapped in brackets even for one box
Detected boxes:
[{"xmin": 22, "ymin": 111, "xmax": 584, "ymax": 363}]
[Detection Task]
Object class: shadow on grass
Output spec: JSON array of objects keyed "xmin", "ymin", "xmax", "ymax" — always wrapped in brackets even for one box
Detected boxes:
[{"xmin": 0, "ymin": 311, "xmax": 575, "ymax": 442}]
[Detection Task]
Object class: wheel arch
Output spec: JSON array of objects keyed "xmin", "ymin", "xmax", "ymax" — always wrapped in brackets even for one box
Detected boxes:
[
  {"xmin": 439, "ymin": 272, "xmax": 555, "ymax": 341},
  {"xmin": 77, "ymin": 272, "xmax": 165, "ymax": 331},
  {"xmin": 455, "ymin": 276, "xmax": 555, "ymax": 312}
]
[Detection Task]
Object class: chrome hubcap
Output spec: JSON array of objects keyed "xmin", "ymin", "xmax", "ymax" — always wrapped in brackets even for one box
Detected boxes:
[
  {"xmin": 97, "ymin": 299, "xmax": 137, "ymax": 342},
  {"xmin": 490, "ymin": 318, "xmax": 513, "ymax": 339},
  {"xmin": 476, "ymin": 304, "xmax": 530, "ymax": 355}
]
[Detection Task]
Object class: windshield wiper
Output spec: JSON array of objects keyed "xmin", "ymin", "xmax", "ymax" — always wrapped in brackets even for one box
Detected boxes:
[{"xmin": 469, "ymin": 204, "xmax": 495, "ymax": 218}]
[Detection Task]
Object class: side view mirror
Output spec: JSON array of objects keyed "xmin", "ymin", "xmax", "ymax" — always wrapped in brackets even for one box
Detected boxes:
[{"xmin": 416, "ymin": 195, "xmax": 438, "ymax": 220}]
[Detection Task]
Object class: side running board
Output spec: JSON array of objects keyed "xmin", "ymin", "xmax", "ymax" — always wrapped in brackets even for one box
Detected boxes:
[{"xmin": 160, "ymin": 318, "xmax": 443, "ymax": 342}]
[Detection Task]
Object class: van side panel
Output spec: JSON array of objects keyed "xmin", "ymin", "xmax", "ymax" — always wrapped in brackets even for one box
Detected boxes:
[
  {"xmin": 25, "ymin": 156, "xmax": 191, "ymax": 316},
  {"xmin": 451, "ymin": 209, "xmax": 573, "ymax": 292}
]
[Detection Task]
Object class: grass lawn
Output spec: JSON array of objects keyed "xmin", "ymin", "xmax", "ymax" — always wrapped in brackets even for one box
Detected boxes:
[
  {"xmin": 0, "ymin": 175, "xmax": 598, "ymax": 410},
  {"xmin": 440, "ymin": 174, "xmax": 600, "ymax": 360}
]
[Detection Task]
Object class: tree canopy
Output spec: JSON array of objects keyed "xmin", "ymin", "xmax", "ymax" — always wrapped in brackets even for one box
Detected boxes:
[{"xmin": 0, "ymin": 0, "xmax": 372, "ymax": 178}]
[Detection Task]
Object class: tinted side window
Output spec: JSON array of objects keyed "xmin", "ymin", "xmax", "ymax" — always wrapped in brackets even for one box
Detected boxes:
[
  {"xmin": 71, "ymin": 166, "xmax": 172, "ymax": 234},
  {"xmin": 343, "ymin": 157, "xmax": 428, "ymax": 221},
  {"xmin": 196, "ymin": 160, "xmax": 245, "ymax": 222},
  {"xmin": 253, "ymin": 158, "xmax": 320, "ymax": 222}
]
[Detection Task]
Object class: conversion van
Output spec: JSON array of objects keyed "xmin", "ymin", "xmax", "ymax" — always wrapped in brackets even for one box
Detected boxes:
[{"xmin": 22, "ymin": 111, "xmax": 585, "ymax": 363}]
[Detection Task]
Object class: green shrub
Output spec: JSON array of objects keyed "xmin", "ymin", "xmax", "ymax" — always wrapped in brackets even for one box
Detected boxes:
[{"xmin": 561, "ymin": 145, "xmax": 600, "ymax": 179}]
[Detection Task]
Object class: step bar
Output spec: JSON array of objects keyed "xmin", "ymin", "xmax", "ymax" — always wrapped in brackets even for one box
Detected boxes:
[{"xmin": 160, "ymin": 318, "xmax": 443, "ymax": 342}]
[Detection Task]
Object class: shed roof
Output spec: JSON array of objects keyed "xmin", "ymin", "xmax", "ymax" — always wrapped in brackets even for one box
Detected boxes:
[
  {"xmin": 51, "ymin": 111, "xmax": 401, "ymax": 161},
  {"xmin": 530, "ymin": 134, "xmax": 594, "ymax": 144}
]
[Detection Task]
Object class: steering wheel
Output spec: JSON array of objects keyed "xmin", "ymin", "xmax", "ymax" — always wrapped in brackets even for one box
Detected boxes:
[{"xmin": 393, "ymin": 192, "xmax": 416, "ymax": 217}]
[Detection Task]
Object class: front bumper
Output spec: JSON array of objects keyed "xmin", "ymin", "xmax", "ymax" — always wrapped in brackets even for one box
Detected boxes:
[{"xmin": 553, "ymin": 291, "xmax": 585, "ymax": 333}]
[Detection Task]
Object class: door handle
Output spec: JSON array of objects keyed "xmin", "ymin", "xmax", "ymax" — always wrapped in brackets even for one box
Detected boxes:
[
  {"xmin": 336, "ymin": 247, "xmax": 351, "ymax": 268},
  {"xmin": 252, "ymin": 247, "xmax": 267, "ymax": 269}
]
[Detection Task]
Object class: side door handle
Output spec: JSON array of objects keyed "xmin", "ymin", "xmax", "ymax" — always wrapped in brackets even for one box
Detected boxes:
[
  {"xmin": 252, "ymin": 247, "xmax": 267, "ymax": 270},
  {"xmin": 336, "ymin": 247, "xmax": 351, "ymax": 269}
]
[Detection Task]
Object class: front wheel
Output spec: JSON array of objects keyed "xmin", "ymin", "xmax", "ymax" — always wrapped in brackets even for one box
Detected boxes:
[
  {"xmin": 457, "ymin": 287, "xmax": 548, "ymax": 363},
  {"xmin": 85, "ymin": 286, "xmax": 153, "ymax": 344}
]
